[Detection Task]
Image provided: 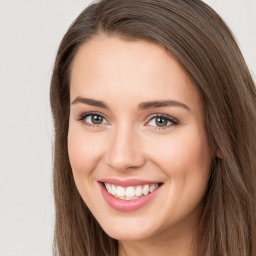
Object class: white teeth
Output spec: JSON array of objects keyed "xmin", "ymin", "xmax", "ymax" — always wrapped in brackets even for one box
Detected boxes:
[
  {"xmin": 142, "ymin": 184, "xmax": 149, "ymax": 195},
  {"xmin": 111, "ymin": 185, "xmax": 116, "ymax": 196},
  {"xmin": 135, "ymin": 186, "xmax": 143, "ymax": 197},
  {"xmin": 126, "ymin": 187, "xmax": 135, "ymax": 197},
  {"xmin": 106, "ymin": 183, "xmax": 112, "ymax": 193},
  {"xmin": 124, "ymin": 196, "xmax": 138, "ymax": 200},
  {"xmin": 116, "ymin": 186, "xmax": 125, "ymax": 197},
  {"xmin": 104, "ymin": 182, "xmax": 160, "ymax": 200},
  {"xmin": 149, "ymin": 184, "xmax": 156, "ymax": 192}
]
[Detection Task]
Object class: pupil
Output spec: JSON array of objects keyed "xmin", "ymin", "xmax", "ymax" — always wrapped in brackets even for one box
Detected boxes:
[
  {"xmin": 156, "ymin": 117, "xmax": 167, "ymax": 127},
  {"xmin": 92, "ymin": 115, "xmax": 103, "ymax": 124}
]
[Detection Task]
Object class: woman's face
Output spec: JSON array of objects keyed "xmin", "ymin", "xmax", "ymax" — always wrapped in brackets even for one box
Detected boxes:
[{"xmin": 68, "ymin": 36, "xmax": 212, "ymax": 243}]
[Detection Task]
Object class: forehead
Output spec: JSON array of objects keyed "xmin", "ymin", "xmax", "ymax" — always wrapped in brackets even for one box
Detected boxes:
[{"xmin": 70, "ymin": 36, "xmax": 201, "ymax": 113}]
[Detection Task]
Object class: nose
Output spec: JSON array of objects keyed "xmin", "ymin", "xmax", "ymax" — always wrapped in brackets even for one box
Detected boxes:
[{"xmin": 104, "ymin": 124, "xmax": 146, "ymax": 171}]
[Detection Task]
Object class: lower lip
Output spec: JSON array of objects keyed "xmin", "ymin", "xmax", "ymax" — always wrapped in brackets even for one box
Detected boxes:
[{"xmin": 99, "ymin": 183, "xmax": 162, "ymax": 212}]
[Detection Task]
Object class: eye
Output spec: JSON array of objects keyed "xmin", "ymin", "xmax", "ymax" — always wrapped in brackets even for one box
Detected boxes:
[
  {"xmin": 146, "ymin": 114, "xmax": 178, "ymax": 129},
  {"xmin": 78, "ymin": 112, "xmax": 108, "ymax": 126}
]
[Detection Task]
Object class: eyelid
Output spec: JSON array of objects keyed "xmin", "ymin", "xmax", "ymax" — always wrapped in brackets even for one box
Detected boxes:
[
  {"xmin": 145, "ymin": 113, "xmax": 179, "ymax": 129},
  {"xmin": 77, "ymin": 111, "xmax": 179, "ymax": 130},
  {"xmin": 77, "ymin": 111, "xmax": 110, "ymax": 127}
]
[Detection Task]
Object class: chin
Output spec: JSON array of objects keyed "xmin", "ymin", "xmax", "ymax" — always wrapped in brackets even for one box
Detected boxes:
[
  {"xmin": 105, "ymin": 227, "xmax": 153, "ymax": 241},
  {"xmin": 97, "ymin": 215, "xmax": 160, "ymax": 242}
]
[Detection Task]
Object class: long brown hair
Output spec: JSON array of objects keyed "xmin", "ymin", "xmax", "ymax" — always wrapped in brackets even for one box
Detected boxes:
[{"xmin": 50, "ymin": 0, "xmax": 256, "ymax": 255}]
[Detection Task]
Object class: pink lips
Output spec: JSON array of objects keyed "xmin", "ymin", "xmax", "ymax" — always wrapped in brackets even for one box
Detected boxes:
[
  {"xmin": 99, "ymin": 178, "xmax": 162, "ymax": 212},
  {"xmin": 99, "ymin": 178, "xmax": 160, "ymax": 187}
]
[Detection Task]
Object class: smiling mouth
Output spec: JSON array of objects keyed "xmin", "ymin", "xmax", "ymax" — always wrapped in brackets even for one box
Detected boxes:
[{"xmin": 102, "ymin": 182, "xmax": 162, "ymax": 200}]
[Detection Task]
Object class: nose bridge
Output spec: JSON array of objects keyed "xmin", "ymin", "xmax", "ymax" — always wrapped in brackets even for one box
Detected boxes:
[{"xmin": 105, "ymin": 122, "xmax": 144, "ymax": 171}]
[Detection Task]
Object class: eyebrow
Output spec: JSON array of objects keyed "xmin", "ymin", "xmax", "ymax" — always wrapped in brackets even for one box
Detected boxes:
[
  {"xmin": 138, "ymin": 100, "xmax": 190, "ymax": 111},
  {"xmin": 71, "ymin": 96, "xmax": 190, "ymax": 111},
  {"xmin": 71, "ymin": 96, "xmax": 108, "ymax": 109}
]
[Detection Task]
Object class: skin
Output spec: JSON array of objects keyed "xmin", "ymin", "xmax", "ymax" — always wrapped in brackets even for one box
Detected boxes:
[{"xmin": 68, "ymin": 35, "xmax": 212, "ymax": 256}]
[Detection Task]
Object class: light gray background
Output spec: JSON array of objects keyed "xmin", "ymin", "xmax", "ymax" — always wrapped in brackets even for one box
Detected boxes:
[{"xmin": 0, "ymin": 1, "xmax": 255, "ymax": 256}]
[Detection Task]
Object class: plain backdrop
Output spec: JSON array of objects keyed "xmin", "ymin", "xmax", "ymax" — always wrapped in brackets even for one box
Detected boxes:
[{"xmin": 0, "ymin": 1, "xmax": 255, "ymax": 256}]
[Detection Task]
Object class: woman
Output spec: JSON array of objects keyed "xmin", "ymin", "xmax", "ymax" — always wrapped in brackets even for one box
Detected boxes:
[{"xmin": 50, "ymin": 0, "xmax": 256, "ymax": 255}]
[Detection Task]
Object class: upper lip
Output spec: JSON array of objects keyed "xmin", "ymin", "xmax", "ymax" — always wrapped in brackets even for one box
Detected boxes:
[{"xmin": 98, "ymin": 178, "xmax": 162, "ymax": 187}]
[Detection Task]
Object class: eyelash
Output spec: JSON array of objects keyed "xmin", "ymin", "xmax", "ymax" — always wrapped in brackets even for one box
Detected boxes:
[
  {"xmin": 145, "ymin": 113, "xmax": 179, "ymax": 130},
  {"xmin": 77, "ymin": 111, "xmax": 109, "ymax": 128},
  {"xmin": 77, "ymin": 112, "xmax": 179, "ymax": 130}
]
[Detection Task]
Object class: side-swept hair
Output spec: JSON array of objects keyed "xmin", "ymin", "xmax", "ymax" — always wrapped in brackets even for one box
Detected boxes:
[{"xmin": 50, "ymin": 0, "xmax": 256, "ymax": 255}]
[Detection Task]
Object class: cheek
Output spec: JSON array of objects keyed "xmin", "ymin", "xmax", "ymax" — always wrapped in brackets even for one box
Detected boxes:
[
  {"xmin": 144, "ymin": 125, "xmax": 212, "ymax": 200},
  {"xmin": 67, "ymin": 125, "xmax": 109, "ymax": 211},
  {"xmin": 67, "ymin": 125, "xmax": 105, "ymax": 181},
  {"xmin": 149, "ymin": 128, "xmax": 211, "ymax": 175},
  {"xmin": 145, "ymin": 127, "xmax": 212, "ymax": 222}
]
